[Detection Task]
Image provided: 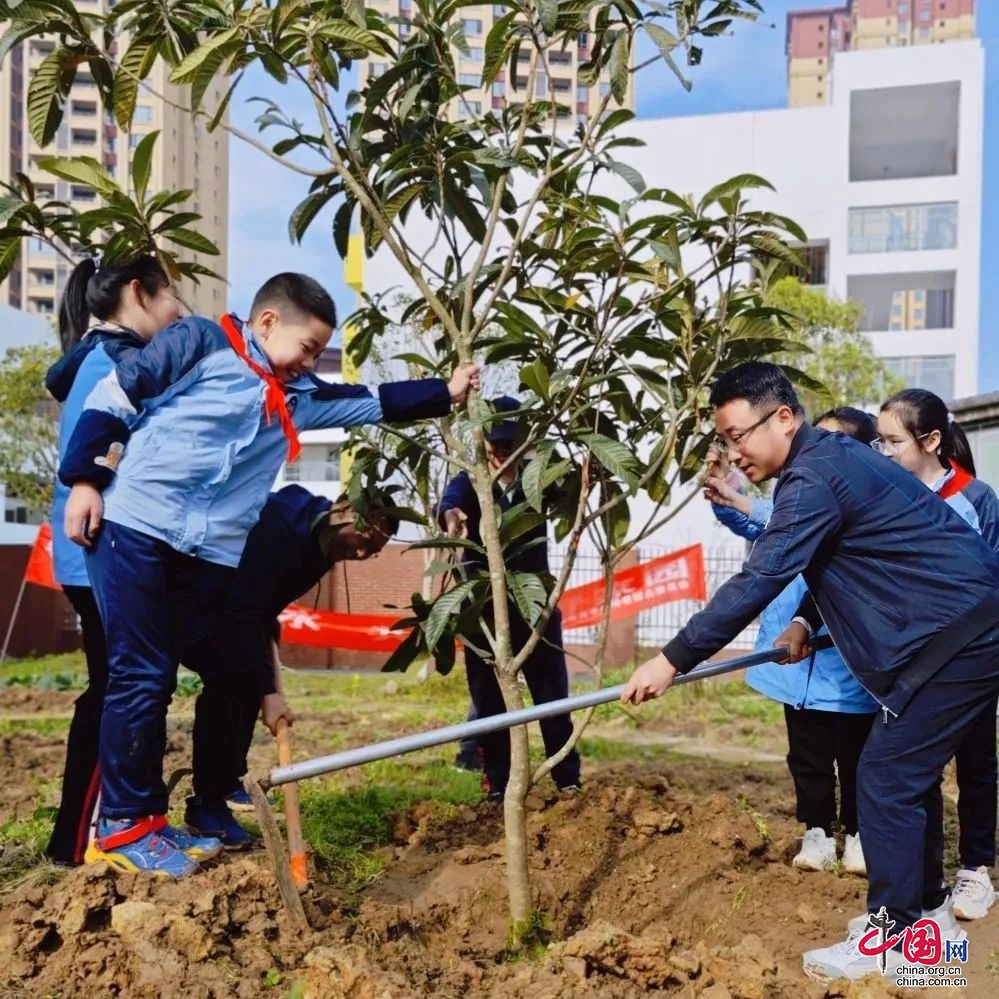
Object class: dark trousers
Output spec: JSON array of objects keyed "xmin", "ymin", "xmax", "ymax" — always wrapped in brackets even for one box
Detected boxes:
[
  {"xmin": 859, "ymin": 625, "xmax": 999, "ymax": 936},
  {"xmin": 783, "ymin": 705, "xmax": 876, "ymax": 835},
  {"xmin": 86, "ymin": 521, "xmax": 237, "ymax": 817},
  {"xmin": 955, "ymin": 695, "xmax": 999, "ymax": 868},
  {"xmin": 464, "ymin": 610, "xmax": 580, "ymax": 793},
  {"xmin": 46, "ymin": 585, "xmax": 107, "ymax": 864}
]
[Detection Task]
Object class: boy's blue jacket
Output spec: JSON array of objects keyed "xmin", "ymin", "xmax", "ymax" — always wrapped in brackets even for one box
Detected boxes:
[
  {"xmin": 59, "ymin": 314, "xmax": 451, "ymax": 567},
  {"xmin": 47, "ymin": 325, "xmax": 147, "ymax": 586},
  {"xmin": 666, "ymin": 424, "xmax": 999, "ymax": 716},
  {"xmin": 711, "ymin": 502, "xmax": 877, "ymax": 714}
]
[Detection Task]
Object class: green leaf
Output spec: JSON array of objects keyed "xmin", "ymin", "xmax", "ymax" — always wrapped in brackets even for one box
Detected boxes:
[
  {"xmin": 507, "ymin": 572, "xmax": 547, "ymax": 628},
  {"xmin": 0, "ymin": 238, "xmax": 21, "ymax": 283},
  {"xmin": 380, "ymin": 627, "xmax": 425, "ymax": 673},
  {"xmin": 315, "ymin": 20, "xmax": 388, "ymax": 56},
  {"xmin": 343, "ymin": 0, "xmax": 366, "ymax": 28},
  {"xmin": 584, "ymin": 433, "xmax": 640, "ymax": 489},
  {"xmin": 608, "ymin": 30, "xmax": 629, "ymax": 104},
  {"xmin": 537, "ymin": 0, "xmax": 558, "ymax": 35},
  {"xmin": 288, "ymin": 189, "xmax": 334, "ymax": 244},
  {"xmin": 424, "ymin": 580, "xmax": 477, "ymax": 653},
  {"xmin": 608, "ymin": 158, "xmax": 645, "ymax": 194},
  {"xmin": 519, "ymin": 358, "xmax": 550, "ymax": 400},
  {"xmin": 161, "ymin": 227, "xmax": 220, "ymax": 255},
  {"xmin": 699, "ymin": 173, "xmax": 774, "ymax": 209},
  {"xmin": 645, "ymin": 22, "xmax": 680, "ymax": 57},
  {"xmin": 169, "ymin": 26, "xmax": 241, "ymax": 85},
  {"xmin": 35, "ymin": 156, "xmax": 118, "ymax": 197},
  {"xmin": 130, "ymin": 130, "xmax": 159, "ymax": 205},
  {"xmin": 27, "ymin": 48, "xmax": 81, "ymax": 146},
  {"xmin": 521, "ymin": 444, "xmax": 554, "ymax": 513},
  {"xmin": 482, "ymin": 13, "xmax": 518, "ymax": 87},
  {"xmin": 113, "ymin": 37, "xmax": 158, "ymax": 129}
]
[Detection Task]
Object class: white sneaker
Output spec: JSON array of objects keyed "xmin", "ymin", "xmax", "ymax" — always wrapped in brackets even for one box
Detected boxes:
[
  {"xmin": 846, "ymin": 896, "xmax": 966, "ymax": 938},
  {"xmin": 793, "ymin": 827, "xmax": 837, "ymax": 871},
  {"xmin": 952, "ymin": 866, "xmax": 997, "ymax": 920},
  {"xmin": 802, "ymin": 929, "xmax": 903, "ymax": 982},
  {"xmin": 842, "ymin": 833, "xmax": 867, "ymax": 875}
]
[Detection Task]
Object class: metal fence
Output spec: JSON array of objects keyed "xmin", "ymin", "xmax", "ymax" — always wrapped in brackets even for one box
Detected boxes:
[{"xmin": 550, "ymin": 542, "xmax": 757, "ymax": 651}]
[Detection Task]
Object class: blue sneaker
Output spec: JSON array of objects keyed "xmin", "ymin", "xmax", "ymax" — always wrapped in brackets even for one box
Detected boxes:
[
  {"xmin": 85, "ymin": 817, "xmax": 198, "ymax": 879},
  {"xmin": 160, "ymin": 823, "xmax": 223, "ymax": 861},
  {"xmin": 225, "ymin": 786, "xmax": 274, "ymax": 812},
  {"xmin": 184, "ymin": 796, "xmax": 253, "ymax": 851}
]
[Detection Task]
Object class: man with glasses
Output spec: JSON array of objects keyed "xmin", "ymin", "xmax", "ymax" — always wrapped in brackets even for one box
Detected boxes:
[{"xmin": 621, "ymin": 361, "xmax": 999, "ymax": 982}]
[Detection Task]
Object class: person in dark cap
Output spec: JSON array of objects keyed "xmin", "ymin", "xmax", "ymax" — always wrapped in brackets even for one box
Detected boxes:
[{"xmin": 439, "ymin": 396, "xmax": 581, "ymax": 799}]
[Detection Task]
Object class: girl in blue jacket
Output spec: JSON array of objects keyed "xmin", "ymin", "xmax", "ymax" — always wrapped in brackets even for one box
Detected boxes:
[
  {"xmin": 705, "ymin": 407, "xmax": 879, "ymax": 875},
  {"xmin": 45, "ymin": 254, "xmax": 190, "ymax": 865},
  {"xmin": 877, "ymin": 388, "xmax": 999, "ymax": 921}
]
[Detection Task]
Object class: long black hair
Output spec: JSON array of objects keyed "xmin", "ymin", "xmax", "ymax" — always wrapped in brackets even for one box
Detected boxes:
[
  {"xmin": 880, "ymin": 388, "xmax": 976, "ymax": 476},
  {"xmin": 58, "ymin": 254, "xmax": 171, "ymax": 351}
]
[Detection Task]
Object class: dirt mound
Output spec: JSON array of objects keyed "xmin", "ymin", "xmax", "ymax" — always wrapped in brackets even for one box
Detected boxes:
[{"xmin": 0, "ymin": 767, "xmax": 974, "ymax": 997}]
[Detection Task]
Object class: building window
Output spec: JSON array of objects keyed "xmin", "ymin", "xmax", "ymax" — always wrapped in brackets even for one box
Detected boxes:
[
  {"xmin": 70, "ymin": 186, "xmax": 97, "ymax": 201},
  {"xmin": 465, "ymin": 47, "xmax": 483, "ymax": 62},
  {"xmin": 492, "ymin": 81, "xmax": 505, "ymax": 96},
  {"xmin": 899, "ymin": 2, "xmax": 909, "ymax": 12},
  {"xmin": 848, "ymin": 203, "xmax": 958, "ymax": 254},
  {"xmin": 129, "ymin": 133, "xmax": 143, "ymax": 148},
  {"xmin": 550, "ymin": 51, "xmax": 572, "ymax": 65},
  {"xmin": 368, "ymin": 63, "xmax": 387, "ymax": 79},
  {"xmin": 788, "ymin": 243, "xmax": 829, "ymax": 286},
  {"xmin": 134, "ymin": 105, "xmax": 154, "ymax": 124},
  {"xmin": 459, "ymin": 73, "xmax": 480, "ymax": 87},
  {"xmin": 883, "ymin": 356, "xmax": 955, "ymax": 402},
  {"xmin": 919, "ymin": 9, "xmax": 931, "ymax": 19},
  {"xmin": 599, "ymin": 82, "xmax": 611, "ymax": 98},
  {"xmin": 71, "ymin": 129, "xmax": 97, "ymax": 146},
  {"xmin": 71, "ymin": 100, "xmax": 97, "ymax": 116},
  {"xmin": 461, "ymin": 19, "xmax": 483, "ymax": 34},
  {"xmin": 576, "ymin": 86, "xmax": 587, "ymax": 102}
]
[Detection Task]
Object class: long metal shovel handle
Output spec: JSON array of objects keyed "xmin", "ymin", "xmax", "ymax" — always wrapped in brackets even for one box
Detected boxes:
[{"xmin": 264, "ymin": 635, "xmax": 833, "ymax": 789}]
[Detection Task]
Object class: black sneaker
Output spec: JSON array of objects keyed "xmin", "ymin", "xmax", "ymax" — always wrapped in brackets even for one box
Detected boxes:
[{"xmin": 485, "ymin": 790, "xmax": 504, "ymax": 803}]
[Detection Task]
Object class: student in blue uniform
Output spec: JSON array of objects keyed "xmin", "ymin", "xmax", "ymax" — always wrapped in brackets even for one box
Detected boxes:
[
  {"xmin": 623, "ymin": 362, "xmax": 999, "ymax": 982},
  {"xmin": 704, "ymin": 407, "xmax": 879, "ymax": 875},
  {"xmin": 876, "ymin": 388, "xmax": 999, "ymax": 921},
  {"xmin": 59, "ymin": 271, "xmax": 479, "ymax": 878},
  {"xmin": 42, "ymin": 255, "xmax": 212, "ymax": 865}
]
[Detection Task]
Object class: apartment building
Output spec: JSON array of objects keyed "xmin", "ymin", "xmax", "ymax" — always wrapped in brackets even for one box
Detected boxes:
[
  {"xmin": 787, "ymin": 0, "xmax": 975, "ymax": 108},
  {"xmin": 359, "ymin": 3, "xmax": 634, "ymax": 123},
  {"xmin": 0, "ymin": 4, "xmax": 229, "ymax": 319}
]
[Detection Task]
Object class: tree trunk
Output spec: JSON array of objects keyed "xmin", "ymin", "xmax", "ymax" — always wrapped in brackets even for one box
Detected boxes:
[{"xmin": 497, "ymin": 669, "xmax": 533, "ymax": 938}]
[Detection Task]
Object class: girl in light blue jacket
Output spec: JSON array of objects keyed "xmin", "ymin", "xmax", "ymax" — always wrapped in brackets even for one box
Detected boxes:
[{"xmin": 705, "ymin": 407, "xmax": 879, "ymax": 875}]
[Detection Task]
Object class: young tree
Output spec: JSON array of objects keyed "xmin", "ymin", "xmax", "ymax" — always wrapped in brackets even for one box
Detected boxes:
[
  {"xmin": 767, "ymin": 275, "xmax": 903, "ymax": 411},
  {"xmin": 2, "ymin": 0, "xmax": 810, "ymax": 939}
]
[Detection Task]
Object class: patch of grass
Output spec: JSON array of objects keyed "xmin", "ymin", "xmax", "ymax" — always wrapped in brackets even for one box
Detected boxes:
[
  {"xmin": 0, "ymin": 652, "xmax": 86, "ymax": 677},
  {"xmin": 736, "ymin": 797, "xmax": 770, "ymax": 844},
  {"xmin": 0, "ymin": 807, "xmax": 59, "ymax": 898},
  {"xmin": 576, "ymin": 735, "xmax": 669, "ymax": 763},
  {"xmin": 0, "ymin": 717, "xmax": 72, "ymax": 738},
  {"xmin": 508, "ymin": 908, "xmax": 550, "ymax": 957},
  {"xmin": 300, "ymin": 759, "xmax": 481, "ymax": 893},
  {"xmin": 0, "ymin": 672, "xmax": 84, "ymax": 691}
]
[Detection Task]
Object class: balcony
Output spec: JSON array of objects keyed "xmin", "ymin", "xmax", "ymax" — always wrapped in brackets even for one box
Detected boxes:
[
  {"xmin": 847, "ymin": 271, "xmax": 956, "ymax": 333},
  {"xmin": 849, "ymin": 82, "xmax": 960, "ymax": 182},
  {"xmin": 848, "ymin": 203, "xmax": 958, "ymax": 255}
]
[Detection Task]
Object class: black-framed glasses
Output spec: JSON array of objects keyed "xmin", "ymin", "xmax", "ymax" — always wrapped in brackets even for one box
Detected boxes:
[{"xmin": 715, "ymin": 408, "xmax": 780, "ymax": 452}]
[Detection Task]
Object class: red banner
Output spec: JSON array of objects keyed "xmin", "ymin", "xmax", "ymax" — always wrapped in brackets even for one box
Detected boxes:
[
  {"xmin": 559, "ymin": 544, "xmax": 707, "ymax": 630},
  {"xmin": 24, "ymin": 523, "xmax": 60, "ymax": 591},
  {"xmin": 280, "ymin": 544, "xmax": 706, "ymax": 651}
]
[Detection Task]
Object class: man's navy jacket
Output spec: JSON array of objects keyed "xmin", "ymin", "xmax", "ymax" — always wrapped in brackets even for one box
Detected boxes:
[{"xmin": 664, "ymin": 423, "xmax": 999, "ymax": 715}]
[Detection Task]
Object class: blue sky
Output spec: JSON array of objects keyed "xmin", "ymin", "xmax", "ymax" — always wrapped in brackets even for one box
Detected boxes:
[{"xmin": 227, "ymin": 1, "xmax": 996, "ymax": 390}]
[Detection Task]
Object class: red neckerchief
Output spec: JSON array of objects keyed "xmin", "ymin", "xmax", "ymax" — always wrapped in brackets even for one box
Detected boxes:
[
  {"xmin": 938, "ymin": 458, "xmax": 973, "ymax": 500},
  {"xmin": 219, "ymin": 313, "xmax": 301, "ymax": 462}
]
